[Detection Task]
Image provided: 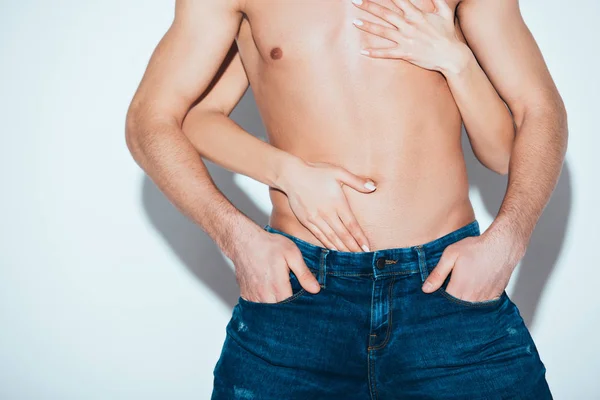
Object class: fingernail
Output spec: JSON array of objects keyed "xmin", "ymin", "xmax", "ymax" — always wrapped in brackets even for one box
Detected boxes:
[
  {"xmin": 422, "ymin": 281, "xmax": 434, "ymax": 292},
  {"xmin": 353, "ymin": 18, "xmax": 364, "ymax": 26},
  {"xmin": 331, "ymin": 245, "xmax": 338, "ymax": 251},
  {"xmin": 360, "ymin": 49, "xmax": 370, "ymax": 55},
  {"xmin": 313, "ymin": 282, "xmax": 321, "ymax": 291},
  {"xmin": 364, "ymin": 181, "xmax": 376, "ymax": 190},
  {"xmin": 352, "ymin": 0, "xmax": 363, "ymax": 5},
  {"xmin": 361, "ymin": 244, "xmax": 370, "ymax": 252}
]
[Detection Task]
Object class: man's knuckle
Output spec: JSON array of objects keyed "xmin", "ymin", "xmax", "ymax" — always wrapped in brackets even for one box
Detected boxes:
[
  {"xmin": 298, "ymin": 269, "xmax": 313, "ymax": 280},
  {"xmin": 429, "ymin": 269, "xmax": 444, "ymax": 280},
  {"xmin": 283, "ymin": 244, "xmax": 299, "ymax": 257},
  {"xmin": 282, "ymin": 247, "xmax": 296, "ymax": 259},
  {"xmin": 442, "ymin": 246, "xmax": 456, "ymax": 257}
]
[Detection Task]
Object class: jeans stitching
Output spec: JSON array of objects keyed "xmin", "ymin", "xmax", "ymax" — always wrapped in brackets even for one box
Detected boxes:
[
  {"xmin": 372, "ymin": 354, "xmax": 379, "ymax": 400},
  {"xmin": 436, "ymin": 287, "xmax": 506, "ymax": 308},
  {"xmin": 238, "ymin": 287, "xmax": 307, "ymax": 306},
  {"xmin": 368, "ymin": 274, "xmax": 395, "ymax": 351},
  {"xmin": 319, "ymin": 249, "xmax": 329, "ymax": 289},
  {"xmin": 367, "ymin": 351, "xmax": 377, "ymax": 400},
  {"xmin": 416, "ymin": 245, "xmax": 428, "ymax": 283},
  {"xmin": 326, "ymin": 270, "xmax": 419, "ymax": 277},
  {"xmin": 239, "ymin": 270, "xmax": 313, "ymax": 306}
]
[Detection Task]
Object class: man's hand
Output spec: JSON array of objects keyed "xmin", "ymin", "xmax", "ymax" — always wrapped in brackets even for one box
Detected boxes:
[
  {"xmin": 421, "ymin": 228, "xmax": 525, "ymax": 302},
  {"xmin": 232, "ymin": 227, "xmax": 321, "ymax": 303},
  {"xmin": 277, "ymin": 158, "xmax": 377, "ymax": 253}
]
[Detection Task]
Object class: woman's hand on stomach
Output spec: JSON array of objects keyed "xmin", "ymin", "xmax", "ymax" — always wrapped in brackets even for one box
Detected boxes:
[{"xmin": 278, "ymin": 158, "xmax": 377, "ymax": 252}]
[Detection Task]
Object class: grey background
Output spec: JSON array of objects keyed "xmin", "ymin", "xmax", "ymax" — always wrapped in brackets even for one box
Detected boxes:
[{"xmin": 0, "ymin": 1, "xmax": 597, "ymax": 399}]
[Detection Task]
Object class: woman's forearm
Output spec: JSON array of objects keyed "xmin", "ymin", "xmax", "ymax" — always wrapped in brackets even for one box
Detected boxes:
[
  {"xmin": 182, "ymin": 109, "xmax": 305, "ymax": 191},
  {"xmin": 440, "ymin": 43, "xmax": 515, "ymax": 175}
]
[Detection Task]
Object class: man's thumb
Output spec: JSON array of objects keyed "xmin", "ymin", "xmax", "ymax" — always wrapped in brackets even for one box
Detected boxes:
[
  {"xmin": 422, "ymin": 250, "xmax": 457, "ymax": 293},
  {"xmin": 286, "ymin": 250, "xmax": 321, "ymax": 294},
  {"xmin": 337, "ymin": 168, "xmax": 377, "ymax": 193}
]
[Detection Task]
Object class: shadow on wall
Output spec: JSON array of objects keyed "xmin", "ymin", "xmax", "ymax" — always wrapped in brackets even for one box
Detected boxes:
[
  {"xmin": 142, "ymin": 87, "xmax": 572, "ymax": 328},
  {"xmin": 462, "ymin": 130, "xmax": 572, "ymax": 328}
]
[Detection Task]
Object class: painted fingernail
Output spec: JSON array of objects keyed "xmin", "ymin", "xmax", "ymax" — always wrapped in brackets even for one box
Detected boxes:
[
  {"xmin": 352, "ymin": 0, "xmax": 363, "ymax": 5},
  {"xmin": 360, "ymin": 49, "xmax": 370, "ymax": 55},
  {"xmin": 364, "ymin": 181, "xmax": 376, "ymax": 191},
  {"xmin": 361, "ymin": 244, "xmax": 370, "ymax": 252},
  {"xmin": 353, "ymin": 18, "xmax": 364, "ymax": 26}
]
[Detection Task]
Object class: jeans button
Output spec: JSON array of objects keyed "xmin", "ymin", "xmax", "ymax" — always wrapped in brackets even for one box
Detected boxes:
[{"xmin": 376, "ymin": 257, "xmax": 386, "ymax": 270}]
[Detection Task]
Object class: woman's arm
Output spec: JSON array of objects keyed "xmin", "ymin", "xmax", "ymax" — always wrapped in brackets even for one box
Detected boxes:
[
  {"xmin": 442, "ymin": 20, "xmax": 515, "ymax": 175},
  {"xmin": 181, "ymin": 43, "xmax": 298, "ymax": 192},
  {"xmin": 352, "ymin": 0, "xmax": 515, "ymax": 175},
  {"xmin": 182, "ymin": 43, "xmax": 377, "ymax": 253}
]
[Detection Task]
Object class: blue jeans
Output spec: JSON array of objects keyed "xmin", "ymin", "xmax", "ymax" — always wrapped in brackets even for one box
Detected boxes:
[{"xmin": 212, "ymin": 220, "xmax": 552, "ymax": 399}]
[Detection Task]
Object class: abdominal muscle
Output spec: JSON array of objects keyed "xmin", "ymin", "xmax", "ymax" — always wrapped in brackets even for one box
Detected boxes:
[{"xmin": 236, "ymin": 0, "xmax": 476, "ymax": 251}]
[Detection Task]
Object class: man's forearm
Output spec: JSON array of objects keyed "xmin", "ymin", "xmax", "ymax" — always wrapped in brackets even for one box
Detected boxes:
[
  {"xmin": 125, "ymin": 116, "xmax": 261, "ymax": 260},
  {"xmin": 486, "ymin": 97, "xmax": 568, "ymax": 258},
  {"xmin": 453, "ymin": 0, "xmax": 569, "ymax": 262}
]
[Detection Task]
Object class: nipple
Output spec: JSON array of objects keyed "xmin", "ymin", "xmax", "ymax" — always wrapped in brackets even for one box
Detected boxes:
[{"xmin": 270, "ymin": 47, "xmax": 283, "ymax": 60}]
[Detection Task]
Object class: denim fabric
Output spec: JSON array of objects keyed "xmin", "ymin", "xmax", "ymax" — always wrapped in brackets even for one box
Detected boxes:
[{"xmin": 211, "ymin": 219, "xmax": 552, "ymax": 399}]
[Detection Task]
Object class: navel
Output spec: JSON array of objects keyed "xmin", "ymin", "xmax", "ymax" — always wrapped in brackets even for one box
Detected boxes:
[{"xmin": 270, "ymin": 47, "xmax": 283, "ymax": 60}]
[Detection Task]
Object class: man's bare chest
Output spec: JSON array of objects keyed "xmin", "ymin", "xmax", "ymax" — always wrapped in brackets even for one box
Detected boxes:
[{"xmin": 237, "ymin": 0, "xmax": 460, "ymax": 65}]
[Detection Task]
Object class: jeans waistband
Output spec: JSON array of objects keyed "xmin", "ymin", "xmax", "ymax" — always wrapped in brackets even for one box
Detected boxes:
[{"xmin": 263, "ymin": 219, "xmax": 480, "ymax": 277}]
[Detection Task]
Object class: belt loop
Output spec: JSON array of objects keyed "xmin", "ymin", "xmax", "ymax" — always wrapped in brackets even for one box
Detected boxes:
[
  {"xmin": 415, "ymin": 245, "xmax": 428, "ymax": 283},
  {"xmin": 319, "ymin": 249, "xmax": 329, "ymax": 289}
]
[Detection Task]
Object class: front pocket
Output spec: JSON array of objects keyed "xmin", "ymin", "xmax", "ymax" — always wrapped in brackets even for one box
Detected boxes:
[
  {"xmin": 238, "ymin": 269, "xmax": 310, "ymax": 306},
  {"xmin": 429, "ymin": 262, "xmax": 506, "ymax": 309},
  {"xmin": 427, "ymin": 254, "xmax": 508, "ymax": 308},
  {"xmin": 436, "ymin": 284, "xmax": 507, "ymax": 308}
]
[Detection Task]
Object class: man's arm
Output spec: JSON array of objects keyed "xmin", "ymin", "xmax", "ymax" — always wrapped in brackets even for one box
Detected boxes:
[
  {"xmin": 125, "ymin": 0, "xmax": 252, "ymax": 260},
  {"xmin": 457, "ymin": 0, "xmax": 568, "ymax": 254},
  {"xmin": 125, "ymin": 0, "xmax": 321, "ymax": 301},
  {"xmin": 421, "ymin": 0, "xmax": 568, "ymax": 298}
]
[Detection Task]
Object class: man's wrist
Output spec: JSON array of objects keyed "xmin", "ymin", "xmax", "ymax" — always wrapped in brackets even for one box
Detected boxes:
[
  {"xmin": 484, "ymin": 214, "xmax": 530, "ymax": 263},
  {"xmin": 215, "ymin": 212, "xmax": 264, "ymax": 262}
]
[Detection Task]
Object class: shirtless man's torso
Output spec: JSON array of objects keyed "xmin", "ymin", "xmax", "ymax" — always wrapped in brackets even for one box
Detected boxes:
[
  {"xmin": 237, "ymin": 0, "xmax": 471, "ymax": 250},
  {"xmin": 126, "ymin": 0, "xmax": 567, "ymax": 397}
]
